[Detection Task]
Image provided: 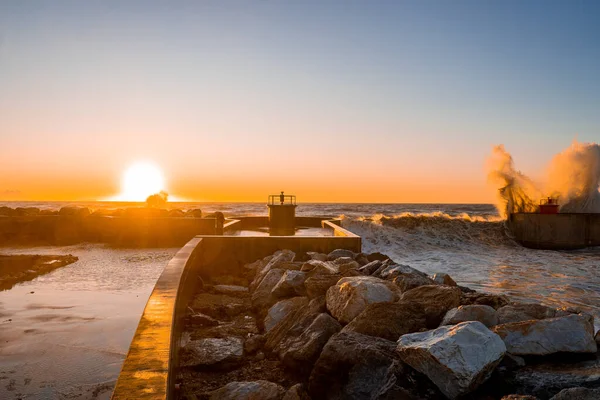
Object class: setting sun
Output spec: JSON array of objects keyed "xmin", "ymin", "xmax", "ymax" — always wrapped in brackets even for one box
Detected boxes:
[{"xmin": 118, "ymin": 162, "xmax": 165, "ymax": 201}]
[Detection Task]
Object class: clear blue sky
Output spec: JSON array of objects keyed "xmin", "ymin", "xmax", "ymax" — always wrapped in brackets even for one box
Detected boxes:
[{"xmin": 1, "ymin": 1, "xmax": 598, "ymax": 201}]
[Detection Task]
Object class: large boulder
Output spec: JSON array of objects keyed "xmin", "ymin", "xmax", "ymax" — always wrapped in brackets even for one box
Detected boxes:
[
  {"xmin": 401, "ymin": 285, "xmax": 461, "ymax": 327},
  {"xmin": 431, "ymin": 272, "xmax": 457, "ymax": 286},
  {"xmin": 301, "ymin": 259, "xmax": 337, "ymax": 274},
  {"xmin": 327, "ymin": 249, "xmax": 355, "ymax": 261},
  {"xmin": 492, "ymin": 314, "xmax": 597, "ymax": 356},
  {"xmin": 271, "ymin": 270, "xmax": 307, "ymax": 298},
  {"xmin": 497, "ymin": 303, "xmax": 560, "ymax": 324},
  {"xmin": 306, "ymin": 252, "xmax": 328, "ymax": 262},
  {"xmin": 551, "ymin": 387, "xmax": 600, "ymax": 400},
  {"xmin": 213, "ymin": 284, "xmax": 249, "ymax": 298},
  {"xmin": 304, "ymin": 274, "xmax": 342, "ymax": 298},
  {"xmin": 250, "ymin": 250, "xmax": 295, "ymax": 291},
  {"xmin": 208, "ymin": 381, "xmax": 286, "ymax": 400},
  {"xmin": 396, "ymin": 321, "xmax": 506, "ymax": 399},
  {"xmin": 393, "ymin": 273, "xmax": 435, "ymax": 292},
  {"xmin": 280, "ymin": 313, "xmax": 342, "ymax": 373},
  {"xmin": 332, "ymin": 257, "xmax": 361, "ymax": 274},
  {"xmin": 251, "ymin": 269, "xmax": 285, "ymax": 314},
  {"xmin": 308, "ymin": 331, "xmax": 413, "ymax": 400},
  {"xmin": 342, "ymin": 301, "xmax": 427, "ymax": 341},
  {"xmin": 358, "ymin": 260, "xmax": 382, "ymax": 275},
  {"xmin": 181, "ymin": 337, "xmax": 243, "ymax": 369},
  {"xmin": 282, "ymin": 384, "xmax": 311, "ymax": 400},
  {"xmin": 461, "ymin": 292, "xmax": 510, "ymax": 309},
  {"xmin": 326, "ymin": 276, "xmax": 399, "ymax": 324},
  {"xmin": 59, "ymin": 206, "xmax": 90, "ymax": 217},
  {"xmin": 264, "ymin": 297, "xmax": 309, "ymax": 333},
  {"xmin": 441, "ymin": 305, "xmax": 498, "ymax": 328}
]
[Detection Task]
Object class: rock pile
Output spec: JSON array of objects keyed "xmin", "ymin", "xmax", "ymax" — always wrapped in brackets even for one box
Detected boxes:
[{"xmin": 179, "ymin": 249, "xmax": 599, "ymax": 400}]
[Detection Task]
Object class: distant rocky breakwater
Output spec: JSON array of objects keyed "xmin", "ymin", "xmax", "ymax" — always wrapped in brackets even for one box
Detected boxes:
[
  {"xmin": 179, "ymin": 249, "xmax": 600, "ymax": 400},
  {"xmin": 0, "ymin": 205, "xmax": 209, "ymax": 246}
]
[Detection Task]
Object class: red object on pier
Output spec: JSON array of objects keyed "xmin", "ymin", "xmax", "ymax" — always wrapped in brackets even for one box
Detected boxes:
[{"xmin": 539, "ymin": 197, "xmax": 559, "ymax": 214}]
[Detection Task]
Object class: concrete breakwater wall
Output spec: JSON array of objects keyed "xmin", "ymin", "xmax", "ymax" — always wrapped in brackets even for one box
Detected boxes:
[{"xmin": 510, "ymin": 213, "xmax": 600, "ymax": 250}]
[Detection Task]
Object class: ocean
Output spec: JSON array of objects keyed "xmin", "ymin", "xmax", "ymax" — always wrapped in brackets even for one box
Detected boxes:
[{"xmin": 0, "ymin": 201, "xmax": 599, "ymax": 399}]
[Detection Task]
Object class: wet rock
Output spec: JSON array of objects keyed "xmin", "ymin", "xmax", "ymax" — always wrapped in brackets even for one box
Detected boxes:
[
  {"xmin": 208, "ymin": 380, "xmax": 286, "ymax": 400},
  {"xmin": 282, "ymin": 383, "xmax": 311, "ymax": 400},
  {"xmin": 379, "ymin": 263, "xmax": 428, "ymax": 281},
  {"xmin": 191, "ymin": 293, "xmax": 246, "ymax": 319},
  {"xmin": 300, "ymin": 260, "xmax": 337, "ymax": 274},
  {"xmin": 264, "ymin": 297, "xmax": 309, "ymax": 333},
  {"xmin": 397, "ymin": 321, "xmax": 506, "ymax": 399},
  {"xmin": 431, "ymin": 272, "xmax": 457, "ymax": 286},
  {"xmin": 304, "ymin": 274, "xmax": 342, "ymax": 298},
  {"xmin": 280, "ymin": 313, "xmax": 342, "ymax": 373},
  {"xmin": 366, "ymin": 252, "xmax": 391, "ymax": 262},
  {"xmin": 250, "ymin": 250, "xmax": 295, "ymax": 291},
  {"xmin": 343, "ymin": 301, "xmax": 427, "ymax": 341},
  {"xmin": 306, "ymin": 252, "xmax": 328, "ymax": 262},
  {"xmin": 550, "ymin": 387, "xmax": 600, "ymax": 400},
  {"xmin": 505, "ymin": 355, "xmax": 600, "ymax": 399},
  {"xmin": 358, "ymin": 260, "xmax": 382, "ymax": 275},
  {"xmin": 271, "ymin": 270, "xmax": 307, "ymax": 298},
  {"xmin": 441, "ymin": 305, "xmax": 498, "ymax": 328},
  {"xmin": 181, "ymin": 337, "xmax": 243, "ymax": 369},
  {"xmin": 393, "ymin": 273, "xmax": 435, "ymax": 292},
  {"xmin": 58, "ymin": 206, "xmax": 90, "ymax": 217},
  {"xmin": 213, "ymin": 284, "xmax": 249, "ymax": 297},
  {"xmin": 326, "ymin": 276, "xmax": 399, "ymax": 324},
  {"xmin": 332, "ymin": 257, "xmax": 361, "ymax": 273},
  {"xmin": 461, "ymin": 292, "xmax": 510, "ymax": 309},
  {"xmin": 501, "ymin": 396, "xmax": 539, "ymax": 400},
  {"xmin": 308, "ymin": 331, "xmax": 408, "ymax": 400},
  {"xmin": 188, "ymin": 313, "xmax": 219, "ymax": 327},
  {"xmin": 327, "ymin": 249, "xmax": 355, "ymax": 261},
  {"xmin": 401, "ymin": 285, "xmax": 461, "ymax": 328},
  {"xmin": 497, "ymin": 303, "xmax": 559, "ymax": 324},
  {"xmin": 244, "ymin": 334, "xmax": 265, "ymax": 354},
  {"xmin": 353, "ymin": 253, "xmax": 370, "ymax": 266},
  {"xmin": 492, "ymin": 314, "xmax": 597, "ymax": 356},
  {"xmin": 251, "ymin": 269, "xmax": 285, "ymax": 313}
]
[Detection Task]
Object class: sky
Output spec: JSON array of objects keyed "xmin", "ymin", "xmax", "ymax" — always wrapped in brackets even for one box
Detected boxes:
[{"xmin": 1, "ymin": 1, "xmax": 599, "ymax": 203}]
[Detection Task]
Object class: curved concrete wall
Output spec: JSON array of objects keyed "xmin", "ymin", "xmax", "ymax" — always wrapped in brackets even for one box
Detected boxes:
[{"xmin": 510, "ymin": 213, "xmax": 600, "ymax": 249}]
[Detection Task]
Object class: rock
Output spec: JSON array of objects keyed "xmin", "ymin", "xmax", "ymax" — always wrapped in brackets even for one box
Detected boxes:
[
  {"xmin": 244, "ymin": 334, "xmax": 265, "ymax": 354},
  {"xmin": 250, "ymin": 250, "xmax": 295, "ymax": 291},
  {"xmin": 401, "ymin": 285, "xmax": 461, "ymax": 327},
  {"xmin": 497, "ymin": 303, "xmax": 560, "ymax": 324},
  {"xmin": 332, "ymin": 257, "xmax": 360, "ymax": 273},
  {"xmin": 596, "ymin": 330, "xmax": 600, "ymax": 346},
  {"xmin": 280, "ymin": 313, "xmax": 342, "ymax": 373},
  {"xmin": 282, "ymin": 383, "xmax": 311, "ymax": 400},
  {"xmin": 304, "ymin": 274, "xmax": 341, "ymax": 298},
  {"xmin": 327, "ymin": 249, "xmax": 355, "ymax": 261},
  {"xmin": 397, "ymin": 321, "xmax": 506, "ymax": 399},
  {"xmin": 353, "ymin": 253, "xmax": 370, "ymax": 266},
  {"xmin": 379, "ymin": 263, "xmax": 427, "ymax": 280},
  {"xmin": 168, "ymin": 209, "xmax": 185, "ymax": 217},
  {"xmin": 358, "ymin": 260, "xmax": 382, "ymax": 275},
  {"xmin": 551, "ymin": 387, "xmax": 600, "ymax": 400},
  {"xmin": 306, "ymin": 252, "xmax": 328, "ymax": 262},
  {"xmin": 0, "ymin": 206, "xmax": 16, "ymax": 216},
  {"xmin": 308, "ymin": 331, "xmax": 410, "ymax": 400},
  {"xmin": 461, "ymin": 292, "xmax": 510, "ymax": 309},
  {"xmin": 190, "ymin": 293, "xmax": 246, "ymax": 319},
  {"xmin": 264, "ymin": 297, "xmax": 309, "ymax": 333},
  {"xmin": 251, "ymin": 269, "xmax": 285, "ymax": 314},
  {"xmin": 186, "ymin": 208, "xmax": 203, "ymax": 218},
  {"xmin": 271, "ymin": 270, "xmax": 307, "ymax": 298},
  {"xmin": 431, "ymin": 272, "xmax": 457, "ymax": 286},
  {"xmin": 300, "ymin": 260, "xmax": 337, "ymax": 274},
  {"xmin": 326, "ymin": 276, "xmax": 399, "ymax": 324},
  {"xmin": 393, "ymin": 273, "xmax": 435, "ymax": 292},
  {"xmin": 366, "ymin": 252, "xmax": 391, "ymax": 262},
  {"xmin": 188, "ymin": 313, "xmax": 219, "ymax": 327},
  {"xmin": 213, "ymin": 284, "xmax": 249, "ymax": 297},
  {"xmin": 59, "ymin": 206, "xmax": 90, "ymax": 217},
  {"xmin": 492, "ymin": 314, "xmax": 597, "ymax": 356},
  {"xmin": 505, "ymin": 355, "xmax": 600, "ymax": 399},
  {"xmin": 343, "ymin": 301, "xmax": 427, "ymax": 341},
  {"xmin": 441, "ymin": 305, "xmax": 498, "ymax": 328},
  {"xmin": 181, "ymin": 337, "xmax": 243, "ymax": 369},
  {"xmin": 501, "ymin": 396, "xmax": 539, "ymax": 400},
  {"xmin": 15, "ymin": 207, "xmax": 40, "ymax": 216},
  {"xmin": 208, "ymin": 381, "xmax": 286, "ymax": 400}
]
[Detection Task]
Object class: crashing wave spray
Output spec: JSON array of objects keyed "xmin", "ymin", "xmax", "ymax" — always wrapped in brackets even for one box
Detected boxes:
[{"xmin": 487, "ymin": 141, "xmax": 600, "ymax": 218}]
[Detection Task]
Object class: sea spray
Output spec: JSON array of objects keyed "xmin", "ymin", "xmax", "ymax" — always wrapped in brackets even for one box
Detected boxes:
[{"xmin": 487, "ymin": 141, "xmax": 600, "ymax": 217}]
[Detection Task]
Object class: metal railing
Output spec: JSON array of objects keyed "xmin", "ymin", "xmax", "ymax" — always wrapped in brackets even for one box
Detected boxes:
[{"xmin": 268, "ymin": 194, "xmax": 296, "ymax": 206}]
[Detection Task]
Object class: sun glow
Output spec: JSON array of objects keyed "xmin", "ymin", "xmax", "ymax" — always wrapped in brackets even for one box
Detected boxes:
[{"xmin": 116, "ymin": 162, "xmax": 166, "ymax": 201}]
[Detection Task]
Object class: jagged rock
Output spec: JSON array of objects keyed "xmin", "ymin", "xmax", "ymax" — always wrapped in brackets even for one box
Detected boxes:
[
  {"xmin": 59, "ymin": 206, "xmax": 91, "ymax": 217},
  {"xmin": 401, "ymin": 285, "xmax": 461, "ymax": 327},
  {"xmin": 304, "ymin": 274, "xmax": 342, "ymax": 298},
  {"xmin": 432, "ymin": 272, "xmax": 457, "ymax": 286},
  {"xmin": 397, "ymin": 321, "xmax": 506, "ymax": 399},
  {"xmin": 326, "ymin": 276, "xmax": 399, "ymax": 324},
  {"xmin": 501, "ymin": 396, "xmax": 539, "ymax": 400},
  {"xmin": 244, "ymin": 334, "xmax": 265, "ymax": 354},
  {"xmin": 251, "ymin": 269, "xmax": 285, "ymax": 313},
  {"xmin": 15, "ymin": 207, "xmax": 40, "ymax": 216},
  {"xmin": 271, "ymin": 270, "xmax": 307, "ymax": 298},
  {"xmin": 461, "ymin": 292, "xmax": 510, "ymax": 309},
  {"xmin": 353, "ymin": 253, "xmax": 370, "ymax": 266},
  {"xmin": 497, "ymin": 302, "xmax": 560, "ymax": 324},
  {"xmin": 188, "ymin": 313, "xmax": 219, "ymax": 327},
  {"xmin": 264, "ymin": 297, "xmax": 309, "ymax": 333},
  {"xmin": 366, "ymin": 252, "xmax": 391, "ymax": 262},
  {"xmin": 551, "ymin": 387, "xmax": 600, "ymax": 400},
  {"xmin": 441, "ymin": 305, "xmax": 498, "ymax": 328},
  {"xmin": 168, "ymin": 209, "xmax": 185, "ymax": 217},
  {"xmin": 306, "ymin": 252, "xmax": 328, "ymax": 262},
  {"xmin": 332, "ymin": 257, "xmax": 361, "ymax": 273},
  {"xmin": 186, "ymin": 208, "xmax": 203, "ymax": 218},
  {"xmin": 301, "ymin": 260, "xmax": 337, "ymax": 274},
  {"xmin": 190, "ymin": 293, "xmax": 246, "ymax": 319},
  {"xmin": 505, "ymin": 355, "xmax": 600, "ymax": 399},
  {"xmin": 280, "ymin": 313, "xmax": 342, "ymax": 373},
  {"xmin": 250, "ymin": 250, "xmax": 295, "ymax": 291},
  {"xmin": 309, "ymin": 331, "xmax": 410, "ymax": 400},
  {"xmin": 358, "ymin": 260, "xmax": 382, "ymax": 275},
  {"xmin": 379, "ymin": 263, "xmax": 428, "ymax": 281},
  {"xmin": 181, "ymin": 337, "xmax": 243, "ymax": 369},
  {"xmin": 492, "ymin": 314, "xmax": 597, "ymax": 356},
  {"xmin": 208, "ymin": 381, "xmax": 286, "ymax": 400},
  {"xmin": 327, "ymin": 249, "xmax": 355, "ymax": 261},
  {"xmin": 342, "ymin": 301, "xmax": 427, "ymax": 341},
  {"xmin": 213, "ymin": 284, "xmax": 249, "ymax": 297},
  {"xmin": 283, "ymin": 383, "xmax": 311, "ymax": 400},
  {"xmin": 393, "ymin": 273, "xmax": 435, "ymax": 292},
  {"xmin": 595, "ymin": 330, "xmax": 600, "ymax": 346}
]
